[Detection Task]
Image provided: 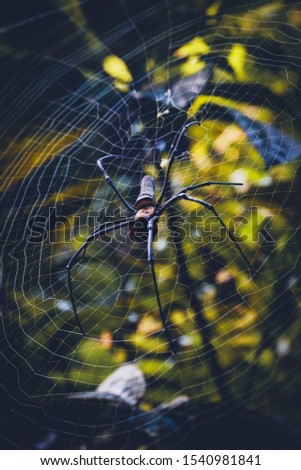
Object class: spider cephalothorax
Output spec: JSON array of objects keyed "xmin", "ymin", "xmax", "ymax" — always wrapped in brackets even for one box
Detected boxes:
[{"xmin": 67, "ymin": 121, "xmax": 251, "ymax": 354}]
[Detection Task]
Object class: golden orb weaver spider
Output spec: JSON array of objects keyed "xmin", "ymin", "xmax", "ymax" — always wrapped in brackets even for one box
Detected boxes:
[{"xmin": 67, "ymin": 120, "xmax": 251, "ymax": 354}]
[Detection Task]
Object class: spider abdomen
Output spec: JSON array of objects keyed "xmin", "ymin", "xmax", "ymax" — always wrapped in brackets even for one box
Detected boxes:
[{"xmin": 135, "ymin": 175, "xmax": 156, "ymax": 209}]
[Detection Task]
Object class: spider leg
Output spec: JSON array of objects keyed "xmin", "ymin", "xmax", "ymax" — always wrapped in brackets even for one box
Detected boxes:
[
  {"xmin": 78, "ymin": 227, "xmax": 101, "ymax": 263},
  {"xmin": 80, "ymin": 218, "xmax": 131, "ymax": 262},
  {"xmin": 147, "ymin": 217, "xmax": 177, "ymax": 355},
  {"xmin": 159, "ymin": 193, "xmax": 252, "ymax": 270},
  {"xmin": 67, "ymin": 218, "xmax": 132, "ymax": 336},
  {"xmin": 185, "ymin": 194, "xmax": 252, "ymax": 269},
  {"xmin": 158, "ymin": 182, "xmax": 243, "ymax": 214},
  {"xmin": 97, "ymin": 155, "xmax": 136, "ymax": 212},
  {"xmin": 157, "ymin": 120, "xmax": 200, "ymax": 205},
  {"xmin": 67, "ymin": 242, "xmax": 90, "ymax": 336}
]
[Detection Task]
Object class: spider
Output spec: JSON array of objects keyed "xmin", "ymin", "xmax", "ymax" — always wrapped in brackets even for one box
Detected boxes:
[{"xmin": 67, "ymin": 120, "xmax": 251, "ymax": 354}]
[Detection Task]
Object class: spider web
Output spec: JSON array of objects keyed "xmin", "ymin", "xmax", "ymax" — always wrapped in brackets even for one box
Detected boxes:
[{"xmin": 1, "ymin": 0, "xmax": 301, "ymax": 449}]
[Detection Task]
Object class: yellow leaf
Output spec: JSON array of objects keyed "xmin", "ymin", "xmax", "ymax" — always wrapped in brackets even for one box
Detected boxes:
[
  {"xmin": 259, "ymin": 349, "xmax": 274, "ymax": 368},
  {"xmin": 138, "ymin": 315, "xmax": 162, "ymax": 335},
  {"xmin": 228, "ymin": 44, "xmax": 247, "ymax": 82},
  {"xmin": 1, "ymin": 129, "xmax": 82, "ymax": 192},
  {"xmin": 114, "ymin": 79, "xmax": 130, "ymax": 92},
  {"xmin": 41, "ymin": 180, "xmax": 99, "ymax": 205},
  {"xmin": 188, "ymin": 94, "xmax": 243, "ymax": 118},
  {"xmin": 174, "ymin": 37, "xmax": 210, "ymax": 58},
  {"xmin": 231, "ymin": 332, "xmax": 261, "ymax": 348},
  {"xmin": 103, "ymin": 55, "xmax": 133, "ymax": 83},
  {"xmin": 213, "ymin": 125, "xmax": 247, "ymax": 154},
  {"xmin": 206, "ymin": 0, "xmax": 222, "ymax": 17},
  {"xmin": 180, "ymin": 58, "xmax": 206, "ymax": 76}
]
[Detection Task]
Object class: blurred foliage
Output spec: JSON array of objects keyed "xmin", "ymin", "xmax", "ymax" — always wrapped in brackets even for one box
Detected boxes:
[{"xmin": 2, "ymin": 0, "xmax": 301, "ymax": 449}]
